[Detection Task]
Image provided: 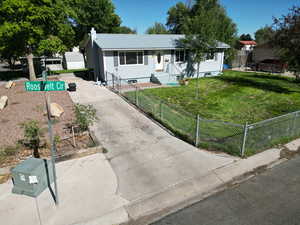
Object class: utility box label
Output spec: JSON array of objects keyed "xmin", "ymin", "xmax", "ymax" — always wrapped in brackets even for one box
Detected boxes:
[{"xmin": 25, "ymin": 81, "xmax": 65, "ymax": 92}]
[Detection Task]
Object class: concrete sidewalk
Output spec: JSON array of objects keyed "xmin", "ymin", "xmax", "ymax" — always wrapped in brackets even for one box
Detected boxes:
[{"xmin": 0, "ymin": 154, "xmax": 129, "ymax": 225}]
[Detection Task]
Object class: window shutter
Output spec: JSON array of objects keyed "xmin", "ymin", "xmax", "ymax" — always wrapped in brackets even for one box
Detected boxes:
[
  {"xmin": 113, "ymin": 51, "xmax": 118, "ymax": 67},
  {"xmin": 171, "ymin": 50, "xmax": 175, "ymax": 63},
  {"xmin": 144, "ymin": 51, "xmax": 148, "ymax": 65}
]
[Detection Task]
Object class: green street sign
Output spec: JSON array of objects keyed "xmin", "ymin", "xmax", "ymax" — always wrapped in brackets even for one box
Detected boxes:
[{"xmin": 25, "ymin": 81, "xmax": 65, "ymax": 92}]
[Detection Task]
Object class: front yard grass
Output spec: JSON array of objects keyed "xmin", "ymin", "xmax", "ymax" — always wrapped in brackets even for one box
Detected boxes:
[
  {"xmin": 141, "ymin": 71, "xmax": 300, "ymax": 124},
  {"xmin": 124, "ymin": 71, "xmax": 300, "ymax": 156}
]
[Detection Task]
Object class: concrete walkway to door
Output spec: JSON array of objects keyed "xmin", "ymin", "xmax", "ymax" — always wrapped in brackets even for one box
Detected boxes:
[{"xmin": 60, "ymin": 75, "xmax": 238, "ymax": 221}]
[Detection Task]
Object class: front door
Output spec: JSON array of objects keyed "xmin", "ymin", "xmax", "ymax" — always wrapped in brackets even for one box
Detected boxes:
[{"xmin": 155, "ymin": 51, "xmax": 164, "ymax": 71}]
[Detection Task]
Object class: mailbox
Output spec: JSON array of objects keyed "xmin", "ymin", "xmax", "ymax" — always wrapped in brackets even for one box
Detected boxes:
[{"xmin": 11, "ymin": 158, "xmax": 54, "ymax": 198}]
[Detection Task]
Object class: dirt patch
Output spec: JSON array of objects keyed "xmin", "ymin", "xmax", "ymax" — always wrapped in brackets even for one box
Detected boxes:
[
  {"xmin": 280, "ymin": 147, "xmax": 300, "ymax": 159},
  {"xmin": 0, "ymin": 79, "xmax": 74, "ymax": 147},
  {"xmin": 0, "ymin": 79, "xmax": 100, "ymax": 168}
]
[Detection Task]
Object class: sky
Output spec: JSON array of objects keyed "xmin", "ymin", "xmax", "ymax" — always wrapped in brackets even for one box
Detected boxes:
[{"xmin": 112, "ymin": 0, "xmax": 300, "ymax": 37}]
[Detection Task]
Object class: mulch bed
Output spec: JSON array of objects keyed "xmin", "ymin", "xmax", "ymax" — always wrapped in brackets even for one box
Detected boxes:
[
  {"xmin": 0, "ymin": 79, "xmax": 98, "ymax": 168},
  {"xmin": 0, "ymin": 78, "xmax": 74, "ymax": 147}
]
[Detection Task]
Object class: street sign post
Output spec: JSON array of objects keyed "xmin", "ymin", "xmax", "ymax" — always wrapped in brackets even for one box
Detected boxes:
[
  {"xmin": 23, "ymin": 73, "xmax": 63, "ymax": 206},
  {"xmin": 25, "ymin": 81, "xmax": 65, "ymax": 92}
]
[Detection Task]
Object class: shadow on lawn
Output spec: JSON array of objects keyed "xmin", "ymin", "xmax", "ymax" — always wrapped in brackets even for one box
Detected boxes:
[
  {"xmin": 218, "ymin": 76, "xmax": 297, "ymax": 94},
  {"xmin": 248, "ymin": 74, "xmax": 296, "ymax": 83}
]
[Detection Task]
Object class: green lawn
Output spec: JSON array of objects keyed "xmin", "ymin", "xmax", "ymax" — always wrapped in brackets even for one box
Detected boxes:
[
  {"xmin": 123, "ymin": 71, "xmax": 300, "ymax": 156},
  {"xmin": 141, "ymin": 71, "xmax": 300, "ymax": 124},
  {"xmin": 49, "ymin": 68, "xmax": 89, "ymax": 75}
]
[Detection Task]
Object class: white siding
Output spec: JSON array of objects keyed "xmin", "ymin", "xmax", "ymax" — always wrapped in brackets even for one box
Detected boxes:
[
  {"xmin": 103, "ymin": 50, "xmax": 225, "ymax": 81},
  {"xmin": 66, "ymin": 61, "xmax": 85, "ymax": 70},
  {"xmin": 104, "ymin": 51, "xmax": 155, "ymax": 80}
]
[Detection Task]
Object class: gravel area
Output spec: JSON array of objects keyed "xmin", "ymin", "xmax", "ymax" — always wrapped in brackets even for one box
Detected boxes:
[{"xmin": 0, "ymin": 79, "xmax": 74, "ymax": 147}]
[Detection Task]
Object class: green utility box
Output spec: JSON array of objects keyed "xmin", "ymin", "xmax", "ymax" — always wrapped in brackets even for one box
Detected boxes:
[{"xmin": 11, "ymin": 158, "xmax": 54, "ymax": 198}]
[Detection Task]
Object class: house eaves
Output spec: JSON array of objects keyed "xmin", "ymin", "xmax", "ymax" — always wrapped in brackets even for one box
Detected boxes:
[{"xmin": 94, "ymin": 34, "xmax": 230, "ymax": 50}]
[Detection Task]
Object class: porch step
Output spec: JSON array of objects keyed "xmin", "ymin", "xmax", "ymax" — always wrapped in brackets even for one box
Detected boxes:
[{"xmin": 155, "ymin": 72, "xmax": 179, "ymax": 86}]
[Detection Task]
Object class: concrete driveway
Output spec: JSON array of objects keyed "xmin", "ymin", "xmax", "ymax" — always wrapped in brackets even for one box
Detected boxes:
[{"xmin": 61, "ymin": 76, "xmax": 236, "ymax": 205}]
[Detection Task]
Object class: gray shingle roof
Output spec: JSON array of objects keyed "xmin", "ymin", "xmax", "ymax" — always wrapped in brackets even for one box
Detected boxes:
[{"xmin": 94, "ymin": 34, "xmax": 230, "ymax": 50}]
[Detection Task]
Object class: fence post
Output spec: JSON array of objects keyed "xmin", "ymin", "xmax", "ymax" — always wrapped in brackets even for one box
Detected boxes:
[
  {"xmin": 241, "ymin": 122, "xmax": 249, "ymax": 157},
  {"xmin": 292, "ymin": 112, "xmax": 298, "ymax": 136},
  {"xmin": 160, "ymin": 102, "xmax": 163, "ymax": 121},
  {"xmin": 112, "ymin": 75, "xmax": 115, "ymax": 90},
  {"xmin": 135, "ymin": 87, "xmax": 139, "ymax": 106},
  {"xmin": 195, "ymin": 114, "xmax": 200, "ymax": 147}
]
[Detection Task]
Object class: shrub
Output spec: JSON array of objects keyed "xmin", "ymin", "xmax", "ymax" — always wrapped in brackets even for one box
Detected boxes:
[
  {"xmin": 54, "ymin": 135, "xmax": 61, "ymax": 145},
  {"xmin": 74, "ymin": 104, "xmax": 98, "ymax": 132},
  {"xmin": 21, "ymin": 120, "xmax": 43, "ymax": 158}
]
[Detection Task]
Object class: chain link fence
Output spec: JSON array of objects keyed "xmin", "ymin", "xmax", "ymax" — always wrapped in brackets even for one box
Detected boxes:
[
  {"xmin": 244, "ymin": 111, "xmax": 300, "ymax": 156},
  {"xmin": 106, "ymin": 72, "xmax": 300, "ymax": 157}
]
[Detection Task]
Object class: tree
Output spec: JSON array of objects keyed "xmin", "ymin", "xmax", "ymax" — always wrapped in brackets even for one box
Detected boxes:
[
  {"xmin": 146, "ymin": 22, "xmax": 169, "ymax": 34},
  {"xmin": 272, "ymin": 6, "xmax": 300, "ymax": 80},
  {"xmin": 239, "ymin": 34, "xmax": 253, "ymax": 41},
  {"xmin": 0, "ymin": 0, "xmax": 75, "ymax": 80},
  {"xmin": 0, "ymin": 35, "xmax": 23, "ymax": 69},
  {"xmin": 166, "ymin": 2, "xmax": 190, "ymax": 34},
  {"xmin": 167, "ymin": 0, "xmax": 237, "ymax": 64},
  {"xmin": 37, "ymin": 36, "xmax": 68, "ymax": 57},
  {"xmin": 179, "ymin": 0, "xmax": 220, "ymax": 99},
  {"xmin": 69, "ymin": 0, "xmax": 121, "ymax": 44},
  {"xmin": 115, "ymin": 26, "xmax": 137, "ymax": 34},
  {"xmin": 255, "ymin": 26, "xmax": 275, "ymax": 45}
]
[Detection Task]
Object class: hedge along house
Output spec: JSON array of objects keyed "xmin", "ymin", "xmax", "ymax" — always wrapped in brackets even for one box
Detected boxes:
[{"xmin": 84, "ymin": 28, "xmax": 230, "ymax": 85}]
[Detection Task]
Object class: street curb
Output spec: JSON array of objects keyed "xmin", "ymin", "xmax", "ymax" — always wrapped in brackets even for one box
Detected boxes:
[{"xmin": 121, "ymin": 148, "xmax": 285, "ymax": 225}]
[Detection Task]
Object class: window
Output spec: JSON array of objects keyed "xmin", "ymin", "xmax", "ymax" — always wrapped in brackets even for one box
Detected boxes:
[
  {"xmin": 175, "ymin": 50, "xmax": 185, "ymax": 62},
  {"xmin": 206, "ymin": 52, "xmax": 216, "ymax": 61},
  {"xmin": 119, "ymin": 51, "xmax": 144, "ymax": 65},
  {"xmin": 45, "ymin": 60, "xmax": 61, "ymax": 65}
]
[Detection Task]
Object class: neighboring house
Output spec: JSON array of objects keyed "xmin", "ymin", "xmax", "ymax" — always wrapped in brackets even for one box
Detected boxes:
[
  {"xmin": 83, "ymin": 28, "xmax": 230, "ymax": 84},
  {"xmin": 63, "ymin": 52, "xmax": 85, "ymax": 70},
  {"xmin": 231, "ymin": 41, "xmax": 257, "ymax": 68},
  {"xmin": 239, "ymin": 41, "xmax": 257, "ymax": 52},
  {"xmin": 252, "ymin": 42, "xmax": 286, "ymax": 73},
  {"xmin": 252, "ymin": 42, "xmax": 279, "ymax": 63},
  {"xmin": 42, "ymin": 58, "xmax": 63, "ymax": 71},
  {"xmin": 20, "ymin": 57, "xmax": 63, "ymax": 75}
]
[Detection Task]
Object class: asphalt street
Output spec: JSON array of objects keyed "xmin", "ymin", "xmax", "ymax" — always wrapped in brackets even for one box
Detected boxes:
[{"xmin": 152, "ymin": 155, "xmax": 300, "ymax": 225}]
